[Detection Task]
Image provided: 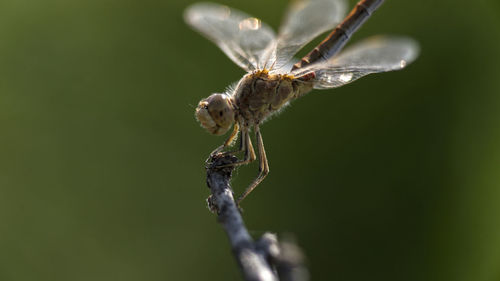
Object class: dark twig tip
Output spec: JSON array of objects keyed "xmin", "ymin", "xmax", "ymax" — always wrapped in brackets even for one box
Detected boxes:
[{"xmin": 206, "ymin": 154, "xmax": 238, "ymax": 174}]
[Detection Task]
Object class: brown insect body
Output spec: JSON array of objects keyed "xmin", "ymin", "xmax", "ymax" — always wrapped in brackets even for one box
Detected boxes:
[{"xmin": 233, "ymin": 70, "xmax": 313, "ymax": 128}]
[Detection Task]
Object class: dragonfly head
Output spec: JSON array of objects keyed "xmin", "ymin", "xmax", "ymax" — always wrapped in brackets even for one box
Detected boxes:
[{"xmin": 195, "ymin": 93, "xmax": 235, "ymax": 136}]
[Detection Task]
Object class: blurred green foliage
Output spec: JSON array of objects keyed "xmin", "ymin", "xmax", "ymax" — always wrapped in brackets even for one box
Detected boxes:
[{"xmin": 0, "ymin": 0, "xmax": 499, "ymax": 280}]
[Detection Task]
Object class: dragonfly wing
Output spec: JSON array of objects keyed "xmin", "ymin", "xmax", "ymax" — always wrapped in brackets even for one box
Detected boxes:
[
  {"xmin": 184, "ymin": 3, "xmax": 276, "ymax": 72},
  {"xmin": 266, "ymin": 0, "xmax": 347, "ymax": 71},
  {"xmin": 292, "ymin": 36, "xmax": 420, "ymax": 89}
]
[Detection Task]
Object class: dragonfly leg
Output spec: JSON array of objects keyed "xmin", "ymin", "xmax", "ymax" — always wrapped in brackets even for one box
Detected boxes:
[
  {"xmin": 237, "ymin": 125, "xmax": 269, "ymax": 204},
  {"xmin": 218, "ymin": 124, "xmax": 250, "ymax": 157},
  {"xmin": 218, "ymin": 131, "xmax": 244, "ymax": 157},
  {"xmin": 210, "ymin": 123, "xmax": 240, "ymax": 157},
  {"xmin": 213, "ymin": 128, "xmax": 256, "ymax": 168}
]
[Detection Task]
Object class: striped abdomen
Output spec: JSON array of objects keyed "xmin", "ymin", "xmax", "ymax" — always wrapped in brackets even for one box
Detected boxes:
[{"xmin": 292, "ymin": 0, "xmax": 385, "ymax": 71}]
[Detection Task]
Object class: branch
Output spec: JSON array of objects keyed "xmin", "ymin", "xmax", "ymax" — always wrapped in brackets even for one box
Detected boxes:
[{"xmin": 205, "ymin": 154, "xmax": 309, "ymax": 281}]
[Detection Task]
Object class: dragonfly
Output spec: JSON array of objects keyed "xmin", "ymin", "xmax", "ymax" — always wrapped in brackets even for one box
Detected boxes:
[{"xmin": 185, "ymin": 0, "xmax": 419, "ymax": 204}]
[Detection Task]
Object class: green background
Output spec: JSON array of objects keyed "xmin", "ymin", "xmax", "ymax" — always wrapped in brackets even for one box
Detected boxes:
[{"xmin": 1, "ymin": 0, "xmax": 499, "ymax": 280}]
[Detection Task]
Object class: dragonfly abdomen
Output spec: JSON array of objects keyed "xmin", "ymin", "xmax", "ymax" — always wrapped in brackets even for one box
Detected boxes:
[{"xmin": 292, "ymin": 0, "xmax": 385, "ymax": 71}]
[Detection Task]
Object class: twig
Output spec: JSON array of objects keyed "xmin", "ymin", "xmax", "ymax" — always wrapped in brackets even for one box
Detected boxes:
[{"xmin": 205, "ymin": 154, "xmax": 309, "ymax": 281}]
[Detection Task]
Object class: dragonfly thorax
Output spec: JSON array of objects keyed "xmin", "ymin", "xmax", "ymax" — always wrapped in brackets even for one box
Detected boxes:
[
  {"xmin": 233, "ymin": 70, "xmax": 312, "ymax": 127},
  {"xmin": 195, "ymin": 93, "xmax": 236, "ymax": 135}
]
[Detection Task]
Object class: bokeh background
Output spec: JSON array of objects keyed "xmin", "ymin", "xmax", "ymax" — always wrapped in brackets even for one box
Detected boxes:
[{"xmin": 1, "ymin": 0, "xmax": 499, "ymax": 280}]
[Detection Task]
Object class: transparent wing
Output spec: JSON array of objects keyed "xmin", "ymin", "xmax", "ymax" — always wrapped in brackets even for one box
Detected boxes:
[
  {"xmin": 265, "ymin": 0, "xmax": 347, "ymax": 71},
  {"xmin": 184, "ymin": 3, "xmax": 276, "ymax": 72},
  {"xmin": 292, "ymin": 36, "xmax": 420, "ymax": 89}
]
